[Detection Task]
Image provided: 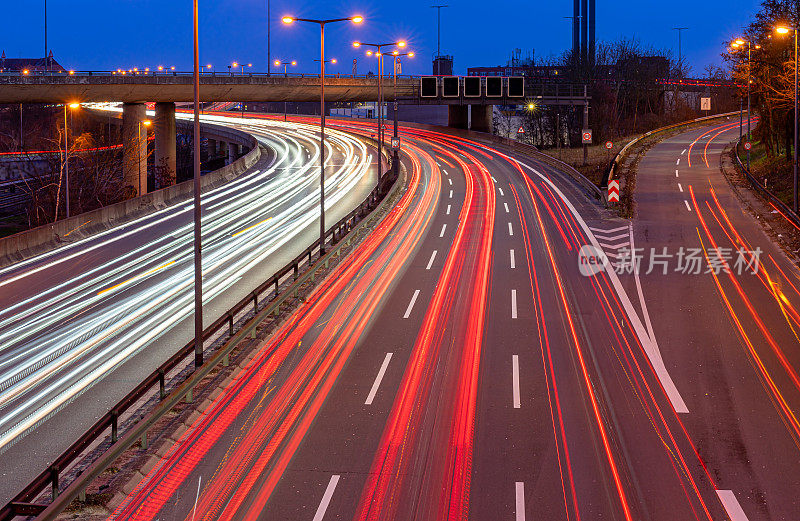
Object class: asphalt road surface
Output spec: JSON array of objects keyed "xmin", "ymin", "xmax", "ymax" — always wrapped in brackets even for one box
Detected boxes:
[
  {"xmin": 0, "ymin": 114, "xmax": 377, "ymax": 505},
  {"xmin": 103, "ymin": 118, "xmax": 783, "ymax": 521}
]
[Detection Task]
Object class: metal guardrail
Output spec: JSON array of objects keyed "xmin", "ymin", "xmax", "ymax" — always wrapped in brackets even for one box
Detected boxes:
[
  {"xmin": 603, "ymin": 111, "xmax": 741, "ymax": 188},
  {"xmin": 0, "ymin": 70, "xmax": 420, "ymax": 80},
  {"xmin": 0, "ymin": 145, "xmax": 401, "ymax": 521},
  {"xmin": 733, "ymin": 138, "xmax": 800, "ymax": 229}
]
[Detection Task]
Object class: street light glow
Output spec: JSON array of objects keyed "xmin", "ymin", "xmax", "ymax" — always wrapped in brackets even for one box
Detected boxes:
[
  {"xmin": 274, "ymin": 60, "xmax": 281, "ymax": 66},
  {"xmin": 735, "ymin": 38, "xmax": 745, "ymax": 45},
  {"xmin": 282, "ymin": 16, "xmax": 294, "ymax": 24},
  {"xmin": 353, "ymin": 41, "xmax": 361, "ymax": 47},
  {"xmin": 777, "ymin": 26, "xmax": 791, "ymax": 34},
  {"xmin": 331, "ymin": 58, "xmax": 337, "ymax": 64},
  {"xmin": 398, "ymin": 41, "xmax": 407, "ymax": 48},
  {"xmin": 142, "ymin": 120, "xmax": 152, "ymax": 127},
  {"xmin": 68, "ymin": 103, "xmax": 80, "ymax": 109},
  {"xmin": 291, "ymin": 60, "xmax": 297, "ymax": 65},
  {"xmin": 366, "ymin": 50, "xmax": 373, "ymax": 56},
  {"xmin": 408, "ymin": 52, "xmax": 415, "ymax": 57},
  {"xmin": 351, "ymin": 15, "xmax": 363, "ymax": 23}
]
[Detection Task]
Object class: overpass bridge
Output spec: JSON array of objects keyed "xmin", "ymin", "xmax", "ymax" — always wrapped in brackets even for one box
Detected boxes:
[{"xmin": 0, "ymin": 72, "xmax": 588, "ymax": 196}]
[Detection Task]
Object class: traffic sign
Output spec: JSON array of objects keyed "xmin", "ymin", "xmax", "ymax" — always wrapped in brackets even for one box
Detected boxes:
[
  {"xmin": 582, "ymin": 129, "xmax": 592, "ymax": 144},
  {"xmin": 744, "ymin": 141, "xmax": 752, "ymax": 151},
  {"xmin": 700, "ymin": 97, "xmax": 711, "ymax": 111},
  {"xmin": 608, "ymin": 180, "xmax": 620, "ymax": 203},
  {"xmin": 391, "ymin": 137, "xmax": 401, "ymax": 150},
  {"xmin": 517, "ymin": 126, "xmax": 525, "ymax": 134},
  {"xmin": 605, "ymin": 141, "xmax": 613, "ymax": 150}
]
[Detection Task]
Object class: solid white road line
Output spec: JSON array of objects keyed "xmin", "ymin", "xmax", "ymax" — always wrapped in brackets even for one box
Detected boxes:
[
  {"xmin": 190, "ymin": 475, "xmax": 202, "ymax": 521},
  {"xmin": 516, "ymin": 161, "xmax": 689, "ymax": 413},
  {"xmin": 508, "ymin": 222, "xmax": 514, "ymax": 236},
  {"xmin": 504, "ymin": 202, "xmax": 510, "ymax": 213},
  {"xmin": 512, "ymin": 355, "xmax": 521, "ymax": 408},
  {"xmin": 511, "ymin": 289, "xmax": 518, "ymax": 318},
  {"xmin": 510, "ymin": 249, "xmax": 516, "ymax": 269},
  {"xmin": 312, "ymin": 475, "xmax": 341, "ymax": 521},
  {"xmin": 499, "ymin": 187, "xmax": 505, "ymax": 196},
  {"xmin": 403, "ymin": 290, "xmax": 421, "ymax": 319},
  {"xmin": 426, "ymin": 250, "xmax": 437, "ymax": 270},
  {"xmin": 365, "ymin": 353, "xmax": 393, "ymax": 405},
  {"xmin": 515, "ymin": 482, "xmax": 525, "ymax": 521},
  {"xmin": 440, "ymin": 224, "xmax": 447, "ymax": 237},
  {"xmin": 675, "ymin": 169, "xmax": 679, "ymax": 177},
  {"xmin": 716, "ymin": 490, "xmax": 750, "ymax": 521},
  {"xmin": 448, "ymin": 178, "xmax": 453, "ymax": 185},
  {"xmin": 684, "ymin": 200, "xmax": 692, "ymax": 212},
  {"xmin": 678, "ymin": 183, "xmax": 683, "ymax": 192},
  {"xmin": 446, "ymin": 204, "xmax": 451, "ymax": 215},
  {"xmin": 449, "ymin": 190, "xmax": 453, "ymax": 198}
]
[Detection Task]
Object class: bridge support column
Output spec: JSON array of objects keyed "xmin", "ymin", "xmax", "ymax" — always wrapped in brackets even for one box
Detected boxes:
[
  {"xmin": 219, "ymin": 141, "xmax": 229, "ymax": 164},
  {"xmin": 207, "ymin": 139, "xmax": 217, "ymax": 161},
  {"xmin": 122, "ymin": 102, "xmax": 147, "ymax": 197},
  {"xmin": 231, "ymin": 143, "xmax": 242, "ymax": 159},
  {"xmin": 470, "ymin": 105, "xmax": 493, "ymax": 133},
  {"xmin": 154, "ymin": 102, "xmax": 176, "ymax": 188},
  {"xmin": 448, "ymin": 105, "xmax": 469, "ymax": 130}
]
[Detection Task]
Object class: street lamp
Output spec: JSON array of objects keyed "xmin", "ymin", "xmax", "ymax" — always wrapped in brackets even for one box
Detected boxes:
[
  {"xmin": 777, "ymin": 24, "xmax": 798, "ymax": 213},
  {"xmin": 731, "ymin": 38, "xmax": 755, "ymax": 171},
  {"xmin": 63, "ymin": 102, "xmax": 80, "ymax": 219},
  {"xmin": 355, "ymin": 39, "xmax": 407, "ymax": 187},
  {"xmin": 282, "ymin": 13, "xmax": 364, "ymax": 254},
  {"xmin": 138, "ymin": 119, "xmax": 152, "ymax": 196},
  {"xmin": 275, "ymin": 59, "xmax": 298, "ymax": 120},
  {"xmin": 390, "ymin": 50, "xmax": 414, "ymax": 174}
]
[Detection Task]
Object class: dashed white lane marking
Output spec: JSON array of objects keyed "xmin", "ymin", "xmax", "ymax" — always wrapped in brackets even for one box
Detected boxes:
[
  {"xmin": 508, "ymin": 222, "xmax": 514, "ymax": 236},
  {"xmin": 676, "ymin": 158, "xmax": 680, "ymax": 165},
  {"xmin": 448, "ymin": 178, "xmax": 453, "ymax": 185},
  {"xmin": 512, "ymin": 355, "xmax": 521, "ymax": 408},
  {"xmin": 681, "ymin": 148, "xmax": 687, "ymax": 155},
  {"xmin": 491, "ymin": 176, "xmax": 498, "ymax": 182},
  {"xmin": 446, "ymin": 204, "xmax": 451, "ymax": 215},
  {"xmin": 511, "ymin": 289, "xmax": 518, "ymax": 318},
  {"xmin": 426, "ymin": 250, "xmax": 437, "ymax": 270},
  {"xmin": 675, "ymin": 169, "xmax": 679, "ymax": 177},
  {"xmin": 499, "ymin": 187, "xmax": 505, "ymax": 196},
  {"xmin": 403, "ymin": 290, "xmax": 421, "ymax": 319},
  {"xmin": 504, "ymin": 202, "xmax": 510, "ymax": 213},
  {"xmin": 312, "ymin": 475, "xmax": 341, "ymax": 521},
  {"xmin": 449, "ymin": 189, "xmax": 453, "ymax": 198},
  {"xmin": 678, "ymin": 183, "xmax": 683, "ymax": 193},
  {"xmin": 365, "ymin": 353, "xmax": 393, "ymax": 405},
  {"xmin": 515, "ymin": 482, "xmax": 525, "ymax": 521},
  {"xmin": 716, "ymin": 490, "xmax": 750, "ymax": 521},
  {"xmin": 684, "ymin": 200, "xmax": 692, "ymax": 212},
  {"xmin": 443, "ymin": 169, "xmax": 449, "ymax": 175},
  {"xmin": 510, "ymin": 249, "xmax": 516, "ymax": 269},
  {"xmin": 440, "ymin": 224, "xmax": 447, "ymax": 237}
]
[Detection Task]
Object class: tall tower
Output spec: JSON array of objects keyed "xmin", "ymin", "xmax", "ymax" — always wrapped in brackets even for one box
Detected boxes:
[{"xmin": 572, "ymin": 0, "xmax": 596, "ymax": 66}]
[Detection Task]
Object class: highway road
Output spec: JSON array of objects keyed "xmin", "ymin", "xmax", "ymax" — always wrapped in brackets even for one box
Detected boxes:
[
  {"xmin": 634, "ymin": 120, "xmax": 800, "ymax": 520},
  {"xmin": 105, "ymin": 118, "xmax": 762, "ymax": 521},
  {"xmin": 0, "ymin": 113, "xmax": 377, "ymax": 504}
]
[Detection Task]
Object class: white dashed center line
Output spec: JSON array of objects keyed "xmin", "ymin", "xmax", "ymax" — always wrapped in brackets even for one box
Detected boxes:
[
  {"xmin": 504, "ymin": 202, "xmax": 510, "ymax": 213},
  {"xmin": 511, "ymin": 289, "xmax": 518, "ymax": 318},
  {"xmin": 684, "ymin": 200, "xmax": 692, "ymax": 212},
  {"xmin": 512, "ymin": 355, "xmax": 521, "ymax": 408},
  {"xmin": 426, "ymin": 250, "xmax": 437, "ymax": 270},
  {"xmin": 312, "ymin": 475, "xmax": 341, "ymax": 521},
  {"xmin": 498, "ymin": 187, "xmax": 505, "ymax": 196},
  {"xmin": 446, "ymin": 204, "xmax": 451, "ymax": 215},
  {"xmin": 678, "ymin": 183, "xmax": 683, "ymax": 192},
  {"xmin": 508, "ymin": 222, "xmax": 514, "ymax": 236},
  {"xmin": 675, "ymin": 169, "xmax": 679, "ymax": 177},
  {"xmin": 365, "ymin": 353, "xmax": 393, "ymax": 405},
  {"xmin": 403, "ymin": 290, "xmax": 421, "ymax": 319},
  {"xmin": 515, "ymin": 482, "xmax": 525, "ymax": 521},
  {"xmin": 449, "ymin": 190, "xmax": 453, "ymax": 198},
  {"xmin": 510, "ymin": 249, "xmax": 516, "ymax": 269},
  {"xmin": 448, "ymin": 178, "xmax": 453, "ymax": 185},
  {"xmin": 440, "ymin": 224, "xmax": 447, "ymax": 237}
]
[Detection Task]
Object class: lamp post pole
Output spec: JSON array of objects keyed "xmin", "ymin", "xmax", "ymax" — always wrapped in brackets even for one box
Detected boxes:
[
  {"xmin": 283, "ymin": 15, "xmax": 363, "ymax": 254},
  {"xmin": 794, "ymin": 29, "xmax": 798, "ymax": 213},
  {"xmin": 392, "ymin": 51, "xmax": 414, "ymax": 175},
  {"xmin": 64, "ymin": 105, "xmax": 69, "ymax": 218},
  {"xmin": 747, "ymin": 41, "xmax": 752, "ymax": 170},
  {"xmin": 193, "ymin": 0, "xmax": 203, "ymax": 369}
]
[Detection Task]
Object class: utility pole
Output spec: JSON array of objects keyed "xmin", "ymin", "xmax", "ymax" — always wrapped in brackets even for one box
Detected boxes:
[
  {"xmin": 267, "ymin": 0, "xmax": 271, "ymax": 75},
  {"xmin": 431, "ymin": 5, "xmax": 448, "ymax": 57},
  {"xmin": 44, "ymin": 0, "xmax": 48, "ymax": 71},
  {"xmin": 672, "ymin": 27, "xmax": 689, "ymax": 77}
]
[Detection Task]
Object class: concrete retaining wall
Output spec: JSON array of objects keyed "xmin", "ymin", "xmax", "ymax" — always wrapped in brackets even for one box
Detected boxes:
[{"xmin": 0, "ymin": 124, "xmax": 261, "ymax": 268}]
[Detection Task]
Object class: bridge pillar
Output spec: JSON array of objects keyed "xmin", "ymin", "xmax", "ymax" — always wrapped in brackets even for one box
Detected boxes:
[
  {"xmin": 448, "ymin": 105, "xmax": 469, "ymax": 130},
  {"xmin": 470, "ymin": 105, "xmax": 493, "ymax": 133},
  {"xmin": 231, "ymin": 143, "xmax": 242, "ymax": 159},
  {"xmin": 219, "ymin": 141, "xmax": 229, "ymax": 164},
  {"xmin": 122, "ymin": 102, "xmax": 147, "ymax": 197},
  {"xmin": 154, "ymin": 102, "xmax": 176, "ymax": 188}
]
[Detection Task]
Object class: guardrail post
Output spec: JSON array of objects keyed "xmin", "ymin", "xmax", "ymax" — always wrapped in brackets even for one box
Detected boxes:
[
  {"xmin": 158, "ymin": 369, "xmax": 166, "ymax": 399},
  {"xmin": 79, "ymin": 487, "xmax": 86, "ymax": 503},
  {"xmin": 223, "ymin": 353, "xmax": 229, "ymax": 367},
  {"xmin": 185, "ymin": 389, "xmax": 193, "ymax": 403},
  {"xmin": 274, "ymin": 278, "xmax": 279, "ymax": 296},
  {"xmin": 293, "ymin": 263, "xmax": 298, "ymax": 280},
  {"xmin": 253, "ymin": 293, "xmax": 258, "ymax": 312},
  {"xmin": 110, "ymin": 411, "xmax": 118, "ymax": 444},
  {"xmin": 140, "ymin": 431, "xmax": 148, "ymax": 450},
  {"xmin": 228, "ymin": 314, "xmax": 234, "ymax": 336},
  {"xmin": 50, "ymin": 466, "xmax": 59, "ymax": 500}
]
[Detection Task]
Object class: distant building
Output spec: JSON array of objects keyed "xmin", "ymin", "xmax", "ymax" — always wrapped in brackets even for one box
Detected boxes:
[
  {"xmin": 433, "ymin": 55, "xmax": 453, "ymax": 76},
  {"xmin": 0, "ymin": 50, "xmax": 66, "ymax": 73}
]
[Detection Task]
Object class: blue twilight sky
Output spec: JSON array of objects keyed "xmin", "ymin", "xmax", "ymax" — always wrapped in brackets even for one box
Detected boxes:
[{"xmin": 1, "ymin": 1, "xmax": 763, "ymax": 76}]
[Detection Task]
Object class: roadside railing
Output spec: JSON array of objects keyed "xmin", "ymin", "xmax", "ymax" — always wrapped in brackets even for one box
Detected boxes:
[
  {"xmin": 734, "ymin": 138, "xmax": 800, "ymax": 229},
  {"xmin": 0, "ymin": 147, "xmax": 401, "ymax": 521},
  {"xmin": 603, "ymin": 111, "xmax": 742, "ymax": 189}
]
